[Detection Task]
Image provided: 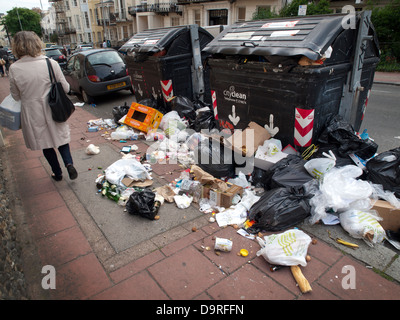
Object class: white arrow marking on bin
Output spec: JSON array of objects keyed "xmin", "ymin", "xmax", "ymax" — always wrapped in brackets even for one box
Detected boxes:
[
  {"xmin": 228, "ymin": 105, "xmax": 240, "ymax": 126},
  {"xmin": 264, "ymin": 114, "xmax": 279, "ymax": 137},
  {"xmin": 137, "ymin": 83, "xmax": 143, "ymax": 97},
  {"xmin": 294, "ymin": 108, "xmax": 314, "ymax": 147}
]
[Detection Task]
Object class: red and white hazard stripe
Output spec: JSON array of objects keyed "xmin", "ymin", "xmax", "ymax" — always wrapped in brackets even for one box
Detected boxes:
[
  {"xmin": 211, "ymin": 90, "xmax": 218, "ymax": 120},
  {"xmin": 160, "ymin": 80, "xmax": 173, "ymax": 101},
  {"xmin": 294, "ymin": 108, "xmax": 314, "ymax": 147}
]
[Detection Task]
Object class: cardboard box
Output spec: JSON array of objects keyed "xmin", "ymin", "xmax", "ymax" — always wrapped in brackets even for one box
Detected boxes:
[
  {"xmin": 203, "ymin": 182, "xmax": 243, "ymax": 208},
  {"xmin": 372, "ymin": 200, "xmax": 400, "ymax": 231},
  {"xmin": 123, "ymin": 102, "xmax": 163, "ymax": 133},
  {"xmin": 226, "ymin": 121, "xmax": 271, "ymax": 157}
]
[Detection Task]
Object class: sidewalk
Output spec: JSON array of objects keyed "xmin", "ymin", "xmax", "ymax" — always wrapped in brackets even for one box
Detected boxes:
[{"xmin": 1, "ymin": 74, "xmax": 400, "ymax": 302}]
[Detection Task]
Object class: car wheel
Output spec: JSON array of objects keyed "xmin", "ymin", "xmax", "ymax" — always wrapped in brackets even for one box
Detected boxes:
[{"xmin": 81, "ymin": 89, "xmax": 94, "ymax": 104}]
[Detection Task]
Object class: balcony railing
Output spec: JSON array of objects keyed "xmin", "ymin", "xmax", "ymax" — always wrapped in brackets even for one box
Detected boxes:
[
  {"xmin": 177, "ymin": 0, "xmax": 219, "ymax": 4},
  {"xmin": 128, "ymin": 2, "xmax": 182, "ymax": 15}
]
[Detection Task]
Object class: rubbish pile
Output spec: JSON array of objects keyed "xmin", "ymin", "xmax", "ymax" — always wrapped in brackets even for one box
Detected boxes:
[{"xmin": 85, "ymin": 96, "xmax": 400, "ymax": 294}]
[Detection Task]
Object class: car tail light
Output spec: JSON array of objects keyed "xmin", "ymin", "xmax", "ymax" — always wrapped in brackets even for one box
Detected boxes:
[
  {"xmin": 88, "ymin": 75, "xmax": 101, "ymax": 82},
  {"xmin": 59, "ymin": 55, "xmax": 66, "ymax": 60},
  {"xmin": 126, "ymin": 68, "xmax": 129, "ymax": 75}
]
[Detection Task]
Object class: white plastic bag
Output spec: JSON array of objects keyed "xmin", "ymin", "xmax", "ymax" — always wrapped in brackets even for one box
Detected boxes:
[
  {"xmin": 308, "ymin": 165, "xmax": 373, "ymax": 224},
  {"xmin": 174, "ymin": 194, "xmax": 193, "ymax": 209},
  {"xmin": 256, "ymin": 229, "xmax": 312, "ymax": 267},
  {"xmin": 86, "ymin": 144, "xmax": 100, "ymax": 155},
  {"xmin": 104, "ymin": 158, "xmax": 152, "ymax": 188},
  {"xmin": 304, "ymin": 150, "xmax": 336, "ymax": 180},
  {"xmin": 339, "ymin": 209, "xmax": 386, "ymax": 247}
]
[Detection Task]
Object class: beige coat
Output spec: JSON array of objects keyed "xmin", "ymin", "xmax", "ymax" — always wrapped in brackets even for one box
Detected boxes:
[{"xmin": 9, "ymin": 55, "xmax": 71, "ymax": 150}]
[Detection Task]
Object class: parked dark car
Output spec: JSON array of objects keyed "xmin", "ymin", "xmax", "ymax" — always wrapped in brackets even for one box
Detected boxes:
[
  {"xmin": 43, "ymin": 48, "xmax": 67, "ymax": 68},
  {"xmin": 63, "ymin": 48, "xmax": 133, "ymax": 103}
]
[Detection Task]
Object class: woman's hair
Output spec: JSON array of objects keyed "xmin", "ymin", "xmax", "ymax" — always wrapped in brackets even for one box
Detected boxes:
[{"xmin": 12, "ymin": 31, "xmax": 44, "ymax": 58}]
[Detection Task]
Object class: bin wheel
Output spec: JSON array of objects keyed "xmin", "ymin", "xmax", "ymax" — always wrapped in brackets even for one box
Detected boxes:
[{"xmin": 81, "ymin": 89, "xmax": 94, "ymax": 104}]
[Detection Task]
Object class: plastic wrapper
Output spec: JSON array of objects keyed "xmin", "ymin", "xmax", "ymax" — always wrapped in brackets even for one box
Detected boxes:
[
  {"xmin": 256, "ymin": 229, "xmax": 312, "ymax": 267},
  {"xmin": 339, "ymin": 209, "xmax": 386, "ymax": 247},
  {"xmin": 126, "ymin": 189, "xmax": 158, "ymax": 220},
  {"xmin": 247, "ymin": 186, "xmax": 312, "ymax": 233},
  {"xmin": 366, "ymin": 147, "xmax": 400, "ymax": 198}
]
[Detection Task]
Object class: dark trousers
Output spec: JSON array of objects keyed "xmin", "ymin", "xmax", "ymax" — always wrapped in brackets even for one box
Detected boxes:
[{"xmin": 43, "ymin": 143, "xmax": 73, "ymax": 177}]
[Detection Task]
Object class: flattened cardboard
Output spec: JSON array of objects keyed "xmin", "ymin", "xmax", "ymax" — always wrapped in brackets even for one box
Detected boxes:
[{"xmin": 122, "ymin": 177, "xmax": 153, "ymax": 188}]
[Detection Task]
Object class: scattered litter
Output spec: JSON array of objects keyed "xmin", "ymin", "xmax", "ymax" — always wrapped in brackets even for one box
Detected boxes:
[
  {"xmin": 86, "ymin": 144, "xmax": 100, "ymax": 155},
  {"xmin": 214, "ymin": 237, "xmax": 233, "ymax": 252}
]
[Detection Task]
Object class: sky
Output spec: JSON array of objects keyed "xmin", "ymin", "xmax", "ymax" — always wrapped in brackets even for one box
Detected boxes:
[{"xmin": 0, "ymin": 0, "xmax": 50, "ymax": 15}]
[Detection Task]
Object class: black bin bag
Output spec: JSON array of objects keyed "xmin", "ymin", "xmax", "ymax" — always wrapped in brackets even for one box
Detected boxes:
[
  {"xmin": 247, "ymin": 186, "xmax": 312, "ymax": 233},
  {"xmin": 126, "ymin": 188, "xmax": 157, "ymax": 220},
  {"xmin": 318, "ymin": 115, "xmax": 378, "ymax": 160},
  {"xmin": 366, "ymin": 147, "xmax": 400, "ymax": 198},
  {"xmin": 261, "ymin": 154, "xmax": 313, "ymax": 190},
  {"xmin": 112, "ymin": 102, "xmax": 130, "ymax": 124},
  {"xmin": 194, "ymin": 138, "xmax": 235, "ymax": 178}
]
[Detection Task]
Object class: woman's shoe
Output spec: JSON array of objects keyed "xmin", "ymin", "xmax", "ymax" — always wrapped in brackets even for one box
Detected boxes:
[
  {"xmin": 67, "ymin": 164, "xmax": 78, "ymax": 180},
  {"xmin": 51, "ymin": 173, "xmax": 63, "ymax": 181}
]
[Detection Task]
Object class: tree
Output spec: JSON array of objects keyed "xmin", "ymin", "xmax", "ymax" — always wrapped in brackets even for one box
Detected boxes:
[
  {"xmin": 252, "ymin": 7, "xmax": 279, "ymax": 20},
  {"xmin": 3, "ymin": 8, "xmax": 42, "ymax": 38},
  {"xmin": 279, "ymin": 0, "xmax": 333, "ymax": 17},
  {"xmin": 370, "ymin": 0, "xmax": 400, "ymax": 61}
]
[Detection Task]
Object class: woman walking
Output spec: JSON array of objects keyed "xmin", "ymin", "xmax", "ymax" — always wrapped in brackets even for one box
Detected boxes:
[{"xmin": 8, "ymin": 31, "xmax": 77, "ymax": 181}]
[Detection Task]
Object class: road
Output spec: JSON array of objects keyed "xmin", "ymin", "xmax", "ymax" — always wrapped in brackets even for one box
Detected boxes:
[
  {"xmin": 70, "ymin": 82, "xmax": 400, "ymax": 155},
  {"xmin": 360, "ymin": 83, "xmax": 400, "ymax": 153}
]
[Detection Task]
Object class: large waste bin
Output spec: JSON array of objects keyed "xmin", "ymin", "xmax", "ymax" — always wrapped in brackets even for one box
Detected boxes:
[
  {"xmin": 119, "ymin": 25, "xmax": 214, "ymax": 106},
  {"xmin": 203, "ymin": 12, "xmax": 380, "ymax": 149}
]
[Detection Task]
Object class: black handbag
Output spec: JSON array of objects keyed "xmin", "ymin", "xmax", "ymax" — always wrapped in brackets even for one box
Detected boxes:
[{"xmin": 46, "ymin": 58, "xmax": 75, "ymax": 122}]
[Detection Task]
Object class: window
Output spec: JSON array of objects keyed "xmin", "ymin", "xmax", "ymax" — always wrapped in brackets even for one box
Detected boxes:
[
  {"xmin": 84, "ymin": 11, "xmax": 90, "ymax": 28},
  {"xmin": 194, "ymin": 9, "xmax": 200, "ymax": 26},
  {"xmin": 209, "ymin": 9, "xmax": 228, "ymax": 26},
  {"xmin": 65, "ymin": 0, "xmax": 70, "ymax": 11},
  {"xmin": 171, "ymin": 17, "xmax": 180, "ymax": 26},
  {"xmin": 123, "ymin": 26, "xmax": 128, "ymax": 39},
  {"xmin": 87, "ymin": 32, "xmax": 92, "ymax": 43},
  {"xmin": 238, "ymin": 7, "xmax": 246, "ymax": 22},
  {"xmin": 73, "ymin": 0, "xmax": 77, "ymax": 6},
  {"xmin": 75, "ymin": 15, "xmax": 81, "ymax": 30}
]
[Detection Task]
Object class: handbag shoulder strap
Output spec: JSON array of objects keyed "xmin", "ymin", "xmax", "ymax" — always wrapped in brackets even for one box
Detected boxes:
[{"xmin": 46, "ymin": 58, "xmax": 56, "ymax": 84}]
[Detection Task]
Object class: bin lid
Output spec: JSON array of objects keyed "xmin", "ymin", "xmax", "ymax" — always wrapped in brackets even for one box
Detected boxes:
[
  {"xmin": 203, "ymin": 14, "xmax": 362, "ymax": 60},
  {"xmin": 120, "ymin": 25, "xmax": 213, "ymax": 55}
]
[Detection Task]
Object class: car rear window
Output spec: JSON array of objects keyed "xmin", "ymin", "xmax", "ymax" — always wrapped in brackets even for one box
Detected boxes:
[
  {"xmin": 87, "ymin": 51, "xmax": 123, "ymax": 66},
  {"xmin": 46, "ymin": 49, "xmax": 62, "ymax": 56}
]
